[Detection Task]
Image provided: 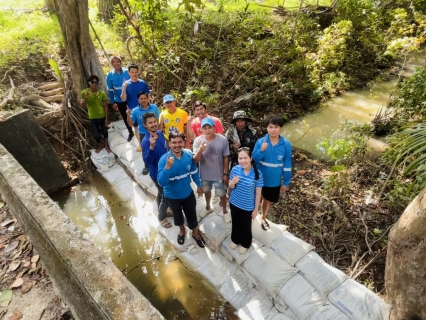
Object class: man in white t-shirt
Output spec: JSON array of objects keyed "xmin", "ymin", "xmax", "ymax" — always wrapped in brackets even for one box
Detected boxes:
[{"xmin": 193, "ymin": 118, "xmax": 230, "ymax": 222}]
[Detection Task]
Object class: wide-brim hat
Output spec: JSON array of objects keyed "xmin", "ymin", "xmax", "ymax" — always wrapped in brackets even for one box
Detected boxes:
[{"xmin": 231, "ymin": 110, "xmax": 251, "ymax": 124}]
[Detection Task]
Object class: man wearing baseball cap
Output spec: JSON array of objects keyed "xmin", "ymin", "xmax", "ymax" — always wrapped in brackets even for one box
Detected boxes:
[
  {"xmin": 193, "ymin": 117, "xmax": 230, "ymax": 222},
  {"xmin": 187, "ymin": 100, "xmax": 224, "ymax": 140},
  {"xmin": 159, "ymin": 94, "xmax": 188, "ymax": 143}
]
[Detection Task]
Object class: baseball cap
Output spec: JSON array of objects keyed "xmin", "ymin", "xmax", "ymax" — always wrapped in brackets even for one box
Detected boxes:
[
  {"xmin": 163, "ymin": 94, "xmax": 175, "ymax": 103},
  {"xmin": 201, "ymin": 117, "xmax": 215, "ymax": 127}
]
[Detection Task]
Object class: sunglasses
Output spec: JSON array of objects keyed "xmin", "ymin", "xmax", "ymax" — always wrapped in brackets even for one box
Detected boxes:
[
  {"xmin": 90, "ymin": 81, "xmax": 98, "ymax": 84},
  {"xmin": 238, "ymin": 147, "xmax": 250, "ymax": 151},
  {"xmin": 165, "ymin": 101, "xmax": 174, "ymax": 104}
]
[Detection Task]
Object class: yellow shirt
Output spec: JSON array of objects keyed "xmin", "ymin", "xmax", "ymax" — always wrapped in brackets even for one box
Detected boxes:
[{"xmin": 160, "ymin": 108, "xmax": 188, "ymax": 140}]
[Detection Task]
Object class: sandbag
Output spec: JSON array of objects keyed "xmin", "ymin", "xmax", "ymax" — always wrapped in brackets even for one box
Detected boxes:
[
  {"xmin": 328, "ymin": 279, "xmax": 391, "ymax": 320},
  {"xmin": 158, "ymin": 225, "xmax": 195, "ymax": 252},
  {"xmin": 296, "ymin": 252, "xmax": 348, "ymax": 297},
  {"xmin": 252, "ymin": 216, "xmax": 288, "ymax": 247},
  {"xmin": 308, "ymin": 302, "xmax": 350, "ymax": 320},
  {"xmin": 90, "ymin": 149, "xmax": 116, "ymax": 170},
  {"xmin": 178, "ymin": 245, "xmax": 213, "ymax": 271},
  {"xmin": 265, "ymin": 310, "xmax": 299, "ymax": 320},
  {"xmin": 199, "ymin": 213, "xmax": 231, "ymax": 251},
  {"xmin": 221, "ymin": 234, "xmax": 264, "ymax": 265},
  {"xmin": 271, "ymin": 231, "xmax": 314, "ymax": 266},
  {"xmin": 196, "ymin": 251, "xmax": 238, "ymax": 289},
  {"xmin": 98, "ymin": 165, "xmax": 128, "ymax": 185},
  {"xmin": 237, "ymin": 290, "xmax": 274, "ymax": 320},
  {"xmin": 242, "ymin": 247, "xmax": 298, "ymax": 296},
  {"xmin": 219, "ymin": 268, "xmax": 258, "ymax": 310},
  {"xmin": 278, "ymin": 273, "xmax": 325, "ymax": 320}
]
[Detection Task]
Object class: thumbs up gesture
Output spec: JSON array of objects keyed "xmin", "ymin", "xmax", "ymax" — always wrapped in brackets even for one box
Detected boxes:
[{"xmin": 166, "ymin": 154, "xmax": 174, "ymax": 169}]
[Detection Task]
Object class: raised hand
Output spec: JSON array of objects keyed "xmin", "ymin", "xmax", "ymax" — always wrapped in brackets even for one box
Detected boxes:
[
  {"xmin": 231, "ymin": 176, "xmax": 240, "ymax": 185},
  {"xmin": 261, "ymin": 141, "xmax": 268, "ymax": 152},
  {"xmin": 188, "ymin": 111, "xmax": 195, "ymax": 124},
  {"xmin": 126, "ymin": 106, "xmax": 131, "ymax": 115},
  {"xmin": 165, "ymin": 154, "xmax": 174, "ymax": 169},
  {"xmin": 149, "ymin": 134, "xmax": 157, "ymax": 148},
  {"xmin": 198, "ymin": 142, "xmax": 207, "ymax": 153}
]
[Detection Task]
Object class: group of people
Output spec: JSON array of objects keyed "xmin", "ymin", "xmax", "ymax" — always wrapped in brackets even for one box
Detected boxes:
[{"xmin": 81, "ymin": 56, "xmax": 292, "ymax": 254}]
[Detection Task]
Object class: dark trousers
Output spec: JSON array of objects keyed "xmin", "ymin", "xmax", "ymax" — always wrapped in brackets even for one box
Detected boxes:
[
  {"xmin": 166, "ymin": 192, "xmax": 198, "ymax": 230},
  {"xmin": 117, "ymin": 101, "xmax": 132, "ymax": 134},
  {"xmin": 153, "ymin": 179, "xmax": 168, "ymax": 222},
  {"xmin": 230, "ymin": 202, "xmax": 253, "ymax": 249},
  {"xmin": 90, "ymin": 118, "xmax": 108, "ymax": 143}
]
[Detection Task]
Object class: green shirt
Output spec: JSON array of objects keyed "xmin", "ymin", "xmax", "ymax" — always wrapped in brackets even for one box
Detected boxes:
[{"xmin": 81, "ymin": 88, "xmax": 107, "ymax": 119}]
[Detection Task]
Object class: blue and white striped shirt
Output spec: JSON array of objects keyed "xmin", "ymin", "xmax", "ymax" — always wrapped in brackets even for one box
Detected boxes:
[{"xmin": 229, "ymin": 165, "xmax": 263, "ymax": 211}]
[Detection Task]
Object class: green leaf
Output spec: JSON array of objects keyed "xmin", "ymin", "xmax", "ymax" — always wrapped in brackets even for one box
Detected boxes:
[
  {"xmin": 48, "ymin": 59, "xmax": 64, "ymax": 86},
  {"xmin": 0, "ymin": 202, "xmax": 4, "ymax": 209},
  {"xmin": 0, "ymin": 290, "xmax": 12, "ymax": 303}
]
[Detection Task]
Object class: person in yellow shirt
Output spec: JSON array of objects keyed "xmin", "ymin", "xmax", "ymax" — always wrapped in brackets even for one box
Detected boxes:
[{"xmin": 159, "ymin": 94, "xmax": 189, "ymax": 145}]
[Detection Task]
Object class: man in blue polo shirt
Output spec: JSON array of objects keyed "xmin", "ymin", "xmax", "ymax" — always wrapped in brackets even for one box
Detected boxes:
[
  {"xmin": 127, "ymin": 92, "xmax": 160, "ymax": 175},
  {"xmin": 252, "ymin": 115, "xmax": 292, "ymax": 231},
  {"xmin": 141, "ymin": 112, "xmax": 171, "ymax": 228},
  {"xmin": 157, "ymin": 131, "xmax": 205, "ymax": 248},
  {"xmin": 120, "ymin": 64, "xmax": 150, "ymax": 147},
  {"xmin": 106, "ymin": 56, "xmax": 132, "ymax": 141}
]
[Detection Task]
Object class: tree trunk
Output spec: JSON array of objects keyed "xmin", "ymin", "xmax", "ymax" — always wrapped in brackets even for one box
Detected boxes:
[
  {"xmin": 98, "ymin": 0, "xmax": 119, "ymax": 23},
  {"xmin": 385, "ymin": 186, "xmax": 426, "ymax": 320},
  {"xmin": 53, "ymin": 0, "xmax": 106, "ymax": 100}
]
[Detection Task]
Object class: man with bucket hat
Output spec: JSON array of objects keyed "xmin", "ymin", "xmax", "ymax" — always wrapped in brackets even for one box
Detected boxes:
[{"xmin": 225, "ymin": 110, "xmax": 258, "ymax": 168}]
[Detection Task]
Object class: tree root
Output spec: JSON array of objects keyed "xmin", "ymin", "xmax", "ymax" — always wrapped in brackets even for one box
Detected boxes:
[{"xmin": 0, "ymin": 76, "xmax": 15, "ymax": 109}]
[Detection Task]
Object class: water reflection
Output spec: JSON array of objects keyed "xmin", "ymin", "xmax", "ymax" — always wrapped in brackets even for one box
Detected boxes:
[{"xmin": 53, "ymin": 172, "xmax": 237, "ymax": 319}]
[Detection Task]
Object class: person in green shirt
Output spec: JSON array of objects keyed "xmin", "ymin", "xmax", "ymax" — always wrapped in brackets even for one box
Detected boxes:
[{"xmin": 80, "ymin": 75, "xmax": 111, "ymax": 153}]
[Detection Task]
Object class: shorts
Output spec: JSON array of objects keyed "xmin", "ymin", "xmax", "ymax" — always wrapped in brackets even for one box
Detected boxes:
[
  {"xmin": 262, "ymin": 186, "xmax": 281, "ymax": 203},
  {"xmin": 201, "ymin": 180, "xmax": 226, "ymax": 197}
]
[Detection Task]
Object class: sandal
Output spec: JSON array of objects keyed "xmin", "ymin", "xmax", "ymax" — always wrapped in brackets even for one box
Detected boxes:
[
  {"xmin": 261, "ymin": 220, "xmax": 270, "ymax": 231},
  {"xmin": 177, "ymin": 233, "xmax": 185, "ymax": 245},
  {"xmin": 160, "ymin": 219, "xmax": 172, "ymax": 229},
  {"xmin": 192, "ymin": 235, "xmax": 205, "ymax": 248}
]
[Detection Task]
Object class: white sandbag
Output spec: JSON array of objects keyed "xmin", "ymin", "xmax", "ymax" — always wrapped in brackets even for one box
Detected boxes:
[
  {"xmin": 178, "ymin": 245, "xmax": 213, "ymax": 271},
  {"xmin": 221, "ymin": 234, "xmax": 264, "ymax": 265},
  {"xmin": 108, "ymin": 131, "xmax": 126, "ymax": 148},
  {"xmin": 265, "ymin": 309, "xmax": 300, "ymax": 320},
  {"xmin": 278, "ymin": 274, "xmax": 325, "ymax": 320},
  {"xmin": 98, "ymin": 165, "xmax": 129, "ymax": 185},
  {"xmin": 242, "ymin": 247, "xmax": 298, "ymax": 296},
  {"xmin": 308, "ymin": 302, "xmax": 350, "ymax": 320},
  {"xmin": 328, "ymin": 279, "xmax": 391, "ymax": 320},
  {"xmin": 90, "ymin": 149, "xmax": 116, "ymax": 170},
  {"xmin": 218, "ymin": 243, "xmax": 234, "ymax": 261},
  {"xmin": 237, "ymin": 290, "xmax": 274, "ymax": 320},
  {"xmin": 109, "ymin": 175, "xmax": 137, "ymax": 201},
  {"xmin": 296, "ymin": 252, "xmax": 348, "ymax": 297},
  {"xmin": 199, "ymin": 213, "xmax": 231, "ymax": 251},
  {"xmin": 252, "ymin": 216, "xmax": 288, "ymax": 247},
  {"xmin": 271, "ymin": 231, "xmax": 314, "ymax": 266},
  {"xmin": 219, "ymin": 268, "xmax": 258, "ymax": 310},
  {"xmin": 134, "ymin": 171, "xmax": 155, "ymax": 189},
  {"xmin": 127, "ymin": 157, "xmax": 145, "ymax": 177},
  {"xmin": 158, "ymin": 225, "xmax": 195, "ymax": 252},
  {"xmin": 196, "ymin": 251, "xmax": 238, "ymax": 289}
]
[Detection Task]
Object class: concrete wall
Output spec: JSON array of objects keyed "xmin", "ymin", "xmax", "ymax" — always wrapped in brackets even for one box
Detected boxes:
[
  {"xmin": 0, "ymin": 110, "xmax": 70, "ymax": 193},
  {"xmin": 0, "ymin": 144, "xmax": 164, "ymax": 320}
]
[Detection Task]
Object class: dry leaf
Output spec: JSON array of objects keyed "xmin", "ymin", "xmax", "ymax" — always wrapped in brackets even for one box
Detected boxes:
[
  {"xmin": 8, "ymin": 309, "xmax": 23, "ymax": 320},
  {"xmin": 30, "ymin": 255, "xmax": 39, "ymax": 263},
  {"xmin": 16, "ymin": 270, "xmax": 27, "ymax": 279},
  {"xmin": 23, "ymin": 261, "xmax": 30, "ymax": 268},
  {"xmin": 9, "ymin": 262, "xmax": 20, "ymax": 272},
  {"xmin": 20, "ymin": 281, "xmax": 33, "ymax": 294},
  {"xmin": 15, "ymin": 235, "xmax": 25, "ymax": 242},
  {"xmin": 0, "ymin": 300, "xmax": 10, "ymax": 307},
  {"xmin": 11, "ymin": 250, "xmax": 22, "ymax": 260},
  {"xmin": 4, "ymin": 241, "xmax": 19, "ymax": 253},
  {"xmin": 31, "ymin": 262, "xmax": 36, "ymax": 269},
  {"xmin": 0, "ymin": 219, "xmax": 15, "ymax": 227},
  {"xmin": 9, "ymin": 278, "xmax": 23, "ymax": 289}
]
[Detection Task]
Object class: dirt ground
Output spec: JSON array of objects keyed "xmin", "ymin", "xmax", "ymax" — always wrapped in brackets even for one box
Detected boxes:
[{"xmin": 0, "ymin": 198, "xmax": 74, "ymax": 320}]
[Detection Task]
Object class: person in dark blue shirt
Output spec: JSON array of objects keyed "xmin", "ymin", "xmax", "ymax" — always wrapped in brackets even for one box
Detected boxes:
[
  {"xmin": 141, "ymin": 112, "xmax": 171, "ymax": 228},
  {"xmin": 157, "ymin": 131, "xmax": 205, "ymax": 248}
]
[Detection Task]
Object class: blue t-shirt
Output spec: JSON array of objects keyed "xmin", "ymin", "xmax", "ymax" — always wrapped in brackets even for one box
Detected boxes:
[
  {"xmin": 229, "ymin": 165, "xmax": 263, "ymax": 211},
  {"xmin": 142, "ymin": 130, "xmax": 167, "ymax": 181},
  {"xmin": 106, "ymin": 68, "xmax": 130, "ymax": 103},
  {"xmin": 124, "ymin": 79, "xmax": 150, "ymax": 109},
  {"xmin": 130, "ymin": 104, "xmax": 160, "ymax": 134},
  {"xmin": 158, "ymin": 149, "xmax": 201, "ymax": 199}
]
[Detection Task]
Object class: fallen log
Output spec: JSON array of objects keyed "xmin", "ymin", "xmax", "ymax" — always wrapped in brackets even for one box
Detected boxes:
[
  {"xmin": 20, "ymin": 95, "xmax": 54, "ymax": 109},
  {"xmin": 36, "ymin": 110, "xmax": 63, "ymax": 128},
  {"xmin": 38, "ymin": 82, "xmax": 62, "ymax": 91}
]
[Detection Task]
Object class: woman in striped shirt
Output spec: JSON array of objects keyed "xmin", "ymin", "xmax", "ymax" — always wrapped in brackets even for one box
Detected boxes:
[{"xmin": 228, "ymin": 148, "xmax": 264, "ymax": 254}]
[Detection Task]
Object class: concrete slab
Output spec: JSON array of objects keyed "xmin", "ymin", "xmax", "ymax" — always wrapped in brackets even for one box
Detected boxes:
[
  {"xmin": 0, "ymin": 109, "xmax": 70, "ymax": 193},
  {"xmin": 0, "ymin": 144, "xmax": 164, "ymax": 320}
]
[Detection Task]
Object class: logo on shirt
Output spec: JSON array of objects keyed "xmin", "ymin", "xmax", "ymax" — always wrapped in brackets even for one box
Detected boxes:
[
  {"xmin": 187, "ymin": 165, "xmax": 191, "ymax": 170},
  {"xmin": 164, "ymin": 119, "xmax": 169, "ymax": 123},
  {"xmin": 277, "ymin": 155, "xmax": 283, "ymax": 161},
  {"xmin": 248, "ymin": 182, "xmax": 254, "ymax": 187},
  {"xmin": 176, "ymin": 118, "xmax": 181, "ymax": 123}
]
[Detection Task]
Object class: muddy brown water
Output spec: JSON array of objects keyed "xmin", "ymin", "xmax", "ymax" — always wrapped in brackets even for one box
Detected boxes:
[{"xmin": 53, "ymin": 172, "xmax": 238, "ymax": 320}]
